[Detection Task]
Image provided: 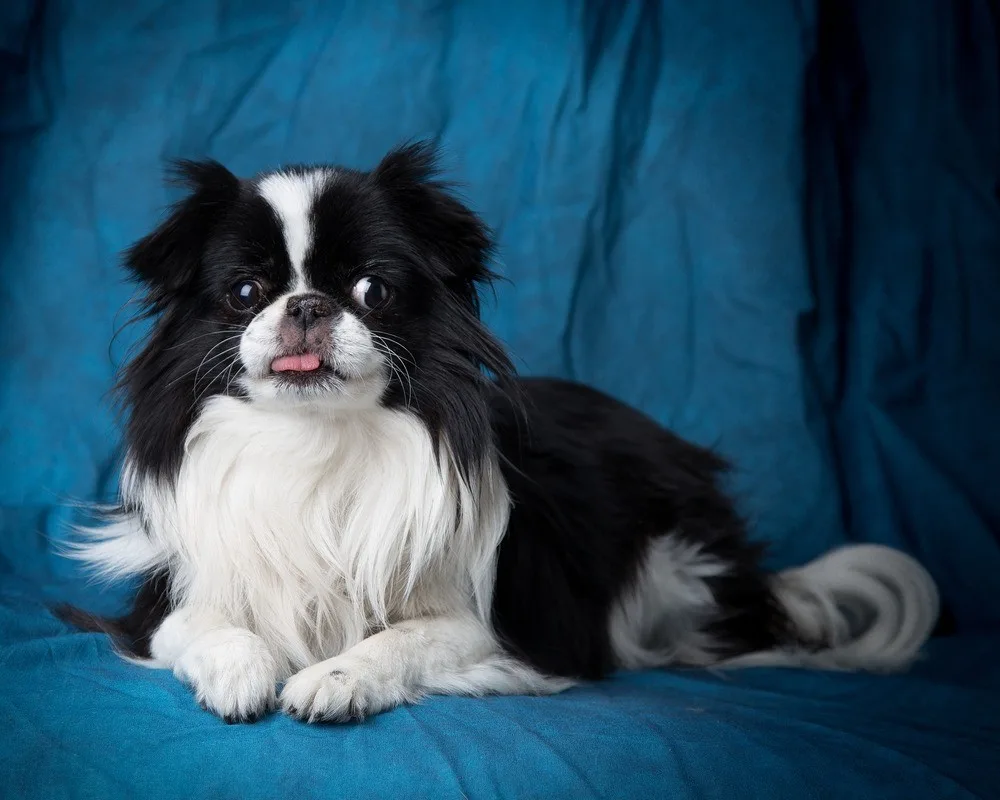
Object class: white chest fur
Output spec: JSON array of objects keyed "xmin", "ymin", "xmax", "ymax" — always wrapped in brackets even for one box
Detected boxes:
[{"xmin": 90, "ymin": 397, "xmax": 509, "ymax": 672}]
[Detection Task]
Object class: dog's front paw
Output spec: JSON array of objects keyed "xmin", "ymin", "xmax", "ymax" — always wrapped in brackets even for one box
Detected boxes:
[
  {"xmin": 175, "ymin": 628, "xmax": 278, "ymax": 723},
  {"xmin": 280, "ymin": 658, "xmax": 414, "ymax": 723}
]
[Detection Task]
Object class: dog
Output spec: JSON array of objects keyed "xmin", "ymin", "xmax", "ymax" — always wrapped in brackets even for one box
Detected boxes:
[{"xmin": 59, "ymin": 142, "xmax": 940, "ymax": 724}]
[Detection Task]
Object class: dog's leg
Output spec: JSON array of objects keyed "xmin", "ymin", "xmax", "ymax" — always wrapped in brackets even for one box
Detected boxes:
[
  {"xmin": 280, "ymin": 616, "xmax": 571, "ymax": 722},
  {"xmin": 150, "ymin": 607, "xmax": 279, "ymax": 723}
]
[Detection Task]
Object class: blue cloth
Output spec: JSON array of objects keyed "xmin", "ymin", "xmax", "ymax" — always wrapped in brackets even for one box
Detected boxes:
[{"xmin": 1, "ymin": 1, "xmax": 998, "ymax": 797}]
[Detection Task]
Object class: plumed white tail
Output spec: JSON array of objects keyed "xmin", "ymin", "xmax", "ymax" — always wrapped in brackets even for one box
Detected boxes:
[{"xmin": 719, "ymin": 544, "xmax": 939, "ymax": 672}]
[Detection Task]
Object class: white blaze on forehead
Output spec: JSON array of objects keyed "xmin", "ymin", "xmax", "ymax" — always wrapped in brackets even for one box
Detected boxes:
[{"xmin": 257, "ymin": 169, "xmax": 334, "ymax": 292}]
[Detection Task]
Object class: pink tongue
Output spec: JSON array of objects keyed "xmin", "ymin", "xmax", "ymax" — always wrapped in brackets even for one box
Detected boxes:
[{"xmin": 271, "ymin": 353, "xmax": 322, "ymax": 372}]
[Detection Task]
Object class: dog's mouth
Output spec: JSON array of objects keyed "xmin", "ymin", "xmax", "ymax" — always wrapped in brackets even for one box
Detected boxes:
[{"xmin": 269, "ymin": 353, "xmax": 343, "ymax": 383}]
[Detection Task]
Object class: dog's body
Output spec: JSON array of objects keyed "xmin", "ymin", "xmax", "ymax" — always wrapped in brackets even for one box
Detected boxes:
[{"xmin": 62, "ymin": 144, "xmax": 939, "ymax": 723}]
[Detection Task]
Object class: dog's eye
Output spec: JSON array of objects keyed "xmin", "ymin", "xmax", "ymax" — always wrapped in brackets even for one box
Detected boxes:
[
  {"xmin": 230, "ymin": 280, "xmax": 262, "ymax": 310},
  {"xmin": 351, "ymin": 276, "xmax": 391, "ymax": 310}
]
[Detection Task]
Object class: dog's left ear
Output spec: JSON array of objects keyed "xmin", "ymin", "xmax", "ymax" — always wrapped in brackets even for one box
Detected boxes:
[
  {"xmin": 374, "ymin": 142, "xmax": 497, "ymax": 305},
  {"xmin": 126, "ymin": 159, "xmax": 240, "ymax": 296}
]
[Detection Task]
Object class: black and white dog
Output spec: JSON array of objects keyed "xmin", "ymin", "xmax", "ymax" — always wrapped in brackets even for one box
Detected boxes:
[{"xmin": 61, "ymin": 143, "xmax": 939, "ymax": 723}]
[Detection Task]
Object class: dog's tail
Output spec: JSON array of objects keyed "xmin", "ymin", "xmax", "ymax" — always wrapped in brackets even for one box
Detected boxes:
[
  {"xmin": 720, "ymin": 544, "xmax": 940, "ymax": 672},
  {"xmin": 52, "ymin": 571, "xmax": 171, "ymax": 660}
]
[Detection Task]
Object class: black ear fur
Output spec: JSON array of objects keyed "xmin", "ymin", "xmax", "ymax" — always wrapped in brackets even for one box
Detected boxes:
[
  {"xmin": 374, "ymin": 142, "xmax": 498, "ymax": 312},
  {"xmin": 125, "ymin": 159, "xmax": 240, "ymax": 297},
  {"xmin": 373, "ymin": 142, "xmax": 524, "ymax": 479}
]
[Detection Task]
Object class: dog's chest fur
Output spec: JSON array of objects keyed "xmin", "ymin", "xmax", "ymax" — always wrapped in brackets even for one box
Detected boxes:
[{"xmin": 124, "ymin": 397, "xmax": 508, "ymax": 672}]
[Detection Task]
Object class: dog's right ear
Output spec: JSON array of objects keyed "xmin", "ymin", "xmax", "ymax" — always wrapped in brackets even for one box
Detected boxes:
[{"xmin": 125, "ymin": 160, "xmax": 239, "ymax": 295}]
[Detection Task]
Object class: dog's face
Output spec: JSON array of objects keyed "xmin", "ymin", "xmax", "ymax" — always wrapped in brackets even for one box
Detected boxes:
[
  {"xmin": 122, "ymin": 144, "xmax": 513, "ymax": 479},
  {"xmin": 200, "ymin": 166, "xmax": 420, "ymax": 410}
]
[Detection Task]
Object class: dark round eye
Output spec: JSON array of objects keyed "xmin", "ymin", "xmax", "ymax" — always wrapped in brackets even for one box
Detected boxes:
[
  {"xmin": 230, "ymin": 280, "xmax": 262, "ymax": 310},
  {"xmin": 351, "ymin": 276, "xmax": 391, "ymax": 310}
]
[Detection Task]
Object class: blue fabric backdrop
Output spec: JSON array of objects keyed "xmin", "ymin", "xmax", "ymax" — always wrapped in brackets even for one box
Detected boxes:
[{"xmin": 1, "ymin": 1, "xmax": 998, "ymax": 798}]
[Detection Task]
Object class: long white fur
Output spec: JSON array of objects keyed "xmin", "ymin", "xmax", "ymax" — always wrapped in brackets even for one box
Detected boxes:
[
  {"xmin": 69, "ymin": 395, "xmax": 567, "ymax": 717},
  {"xmin": 94, "ymin": 400, "xmax": 509, "ymax": 668}
]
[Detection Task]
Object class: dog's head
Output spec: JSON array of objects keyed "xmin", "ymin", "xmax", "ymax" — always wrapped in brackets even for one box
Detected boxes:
[{"xmin": 122, "ymin": 143, "xmax": 513, "ymax": 480}]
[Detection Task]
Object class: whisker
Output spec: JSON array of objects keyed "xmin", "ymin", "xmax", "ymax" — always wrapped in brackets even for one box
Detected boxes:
[
  {"xmin": 370, "ymin": 333, "xmax": 423, "ymax": 409},
  {"xmin": 163, "ymin": 337, "xmax": 243, "ymax": 390},
  {"xmin": 192, "ymin": 345, "xmax": 244, "ymax": 393},
  {"xmin": 192, "ymin": 352, "xmax": 243, "ymax": 410},
  {"xmin": 192, "ymin": 320, "xmax": 249, "ymax": 330},
  {"xmin": 369, "ymin": 331, "xmax": 417, "ymax": 367},
  {"xmin": 382, "ymin": 351, "xmax": 411, "ymax": 408},
  {"xmin": 371, "ymin": 338, "xmax": 419, "ymax": 408},
  {"xmin": 368, "ymin": 336, "xmax": 403, "ymax": 397},
  {"xmin": 222, "ymin": 352, "xmax": 245, "ymax": 397},
  {"xmin": 384, "ymin": 350, "xmax": 410, "ymax": 407},
  {"xmin": 164, "ymin": 329, "xmax": 246, "ymax": 352}
]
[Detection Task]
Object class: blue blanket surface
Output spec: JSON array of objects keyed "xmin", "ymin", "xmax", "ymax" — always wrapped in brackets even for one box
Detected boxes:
[{"xmin": 1, "ymin": 1, "xmax": 998, "ymax": 797}]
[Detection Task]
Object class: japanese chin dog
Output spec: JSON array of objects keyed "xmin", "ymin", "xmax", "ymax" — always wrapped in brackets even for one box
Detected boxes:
[{"xmin": 59, "ymin": 142, "xmax": 940, "ymax": 724}]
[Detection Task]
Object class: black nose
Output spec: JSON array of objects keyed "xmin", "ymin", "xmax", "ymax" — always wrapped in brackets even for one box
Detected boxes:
[{"xmin": 286, "ymin": 293, "xmax": 333, "ymax": 328}]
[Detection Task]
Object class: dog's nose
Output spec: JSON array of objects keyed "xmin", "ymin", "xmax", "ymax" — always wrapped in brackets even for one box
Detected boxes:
[{"xmin": 286, "ymin": 293, "xmax": 333, "ymax": 328}]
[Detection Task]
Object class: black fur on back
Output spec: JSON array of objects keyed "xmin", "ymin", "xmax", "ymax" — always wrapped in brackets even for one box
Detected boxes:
[{"xmin": 490, "ymin": 378, "xmax": 789, "ymax": 679}]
